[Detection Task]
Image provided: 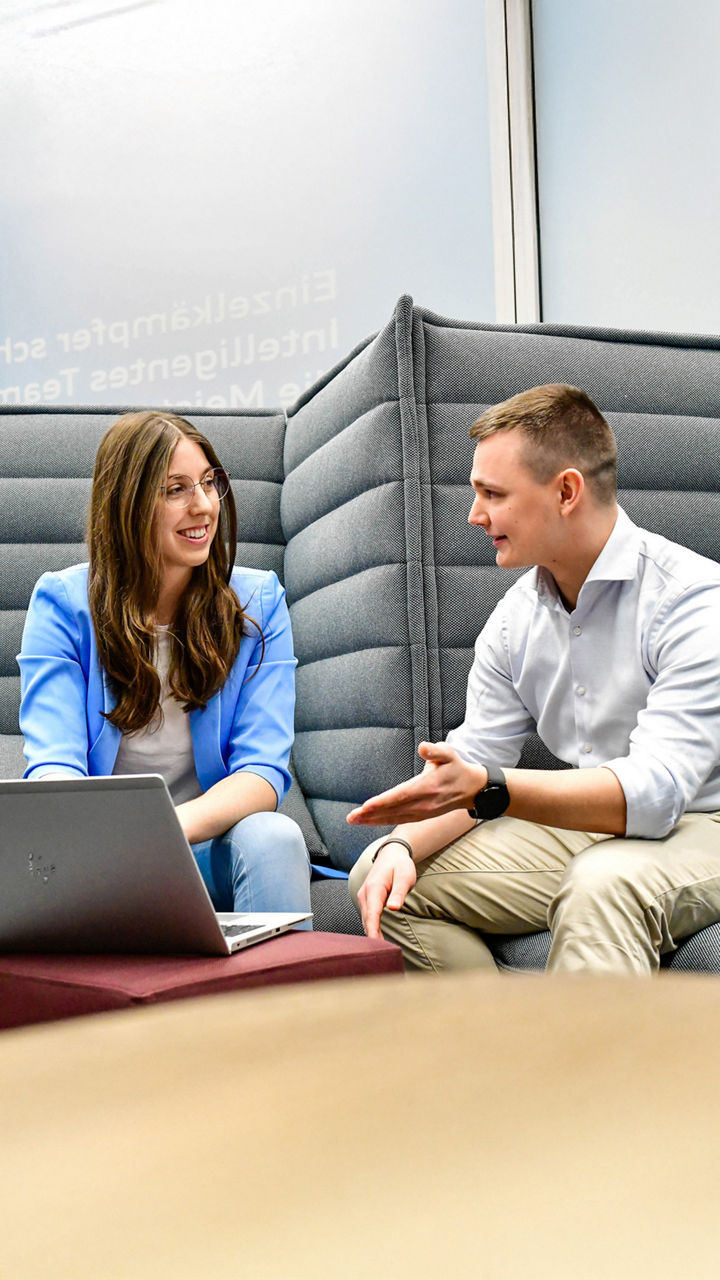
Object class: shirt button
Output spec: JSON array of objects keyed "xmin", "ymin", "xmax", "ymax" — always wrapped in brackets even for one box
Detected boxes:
[
  {"xmin": 573, "ymin": 626, "xmax": 582, "ymax": 636},
  {"xmin": 577, "ymin": 686, "xmax": 586, "ymax": 696},
  {"xmin": 582, "ymin": 743, "xmax": 592, "ymax": 754}
]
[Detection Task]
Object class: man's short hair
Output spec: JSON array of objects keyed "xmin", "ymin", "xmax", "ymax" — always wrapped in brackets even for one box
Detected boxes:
[{"xmin": 469, "ymin": 384, "xmax": 618, "ymax": 505}]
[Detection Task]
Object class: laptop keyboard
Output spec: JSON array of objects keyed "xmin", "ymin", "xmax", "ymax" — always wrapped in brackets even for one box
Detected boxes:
[{"xmin": 220, "ymin": 922, "xmax": 258, "ymax": 939}]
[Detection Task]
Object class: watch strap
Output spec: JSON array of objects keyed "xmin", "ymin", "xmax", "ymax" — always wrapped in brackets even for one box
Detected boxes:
[{"xmin": 371, "ymin": 836, "xmax": 414, "ymax": 863}]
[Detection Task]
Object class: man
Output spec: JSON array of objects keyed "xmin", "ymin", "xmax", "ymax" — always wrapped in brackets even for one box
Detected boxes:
[{"xmin": 347, "ymin": 384, "xmax": 720, "ymax": 974}]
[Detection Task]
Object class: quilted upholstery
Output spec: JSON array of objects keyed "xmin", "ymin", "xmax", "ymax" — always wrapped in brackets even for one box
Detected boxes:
[{"xmin": 2, "ymin": 297, "xmax": 720, "ymax": 970}]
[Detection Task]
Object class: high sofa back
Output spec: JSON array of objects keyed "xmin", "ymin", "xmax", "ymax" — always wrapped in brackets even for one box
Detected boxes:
[
  {"xmin": 3, "ymin": 297, "xmax": 720, "ymax": 884},
  {"xmin": 283, "ymin": 296, "xmax": 720, "ymax": 869}
]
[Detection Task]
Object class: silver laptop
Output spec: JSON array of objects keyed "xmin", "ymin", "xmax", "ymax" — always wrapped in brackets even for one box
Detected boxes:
[{"xmin": 0, "ymin": 774, "xmax": 311, "ymax": 955}]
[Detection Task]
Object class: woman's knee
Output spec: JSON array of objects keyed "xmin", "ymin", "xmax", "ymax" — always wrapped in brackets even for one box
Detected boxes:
[
  {"xmin": 224, "ymin": 811, "xmax": 311, "ymax": 916},
  {"xmin": 228, "ymin": 810, "xmax": 308, "ymax": 862}
]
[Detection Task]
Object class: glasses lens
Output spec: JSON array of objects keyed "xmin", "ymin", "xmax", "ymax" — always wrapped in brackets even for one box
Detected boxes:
[
  {"xmin": 165, "ymin": 477, "xmax": 193, "ymax": 505},
  {"xmin": 164, "ymin": 470, "xmax": 229, "ymax": 505},
  {"xmin": 212, "ymin": 468, "xmax": 230, "ymax": 500}
]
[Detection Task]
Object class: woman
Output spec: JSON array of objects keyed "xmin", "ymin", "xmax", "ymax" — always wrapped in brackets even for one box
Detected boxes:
[{"xmin": 18, "ymin": 411, "xmax": 311, "ymax": 923}]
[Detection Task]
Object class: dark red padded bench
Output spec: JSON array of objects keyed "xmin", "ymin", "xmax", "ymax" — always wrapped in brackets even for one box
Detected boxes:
[{"xmin": 0, "ymin": 931, "xmax": 403, "ymax": 1030}]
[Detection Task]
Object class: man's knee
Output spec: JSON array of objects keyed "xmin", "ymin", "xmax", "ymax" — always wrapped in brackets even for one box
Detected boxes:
[{"xmin": 549, "ymin": 843, "xmax": 649, "ymax": 923}]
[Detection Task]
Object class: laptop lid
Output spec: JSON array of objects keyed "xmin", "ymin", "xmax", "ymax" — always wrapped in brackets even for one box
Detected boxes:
[{"xmin": 0, "ymin": 774, "xmax": 299, "ymax": 955}]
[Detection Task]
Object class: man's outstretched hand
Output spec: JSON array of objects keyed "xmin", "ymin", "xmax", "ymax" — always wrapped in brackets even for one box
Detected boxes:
[{"xmin": 347, "ymin": 742, "xmax": 486, "ymax": 826}]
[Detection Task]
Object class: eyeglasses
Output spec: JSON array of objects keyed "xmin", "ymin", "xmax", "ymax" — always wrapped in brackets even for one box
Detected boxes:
[{"xmin": 161, "ymin": 468, "xmax": 230, "ymax": 507}]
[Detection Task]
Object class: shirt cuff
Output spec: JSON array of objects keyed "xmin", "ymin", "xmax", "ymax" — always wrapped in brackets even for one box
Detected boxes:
[
  {"xmin": 602, "ymin": 756, "xmax": 679, "ymax": 838},
  {"xmin": 234, "ymin": 764, "xmax": 290, "ymax": 807},
  {"xmin": 24, "ymin": 765, "xmax": 87, "ymax": 782}
]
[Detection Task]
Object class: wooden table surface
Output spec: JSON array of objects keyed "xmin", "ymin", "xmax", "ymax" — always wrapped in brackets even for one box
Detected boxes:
[{"xmin": 1, "ymin": 969, "xmax": 719, "ymax": 1279}]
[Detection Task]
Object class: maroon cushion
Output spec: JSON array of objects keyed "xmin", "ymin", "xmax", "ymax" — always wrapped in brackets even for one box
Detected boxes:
[{"xmin": 0, "ymin": 931, "xmax": 403, "ymax": 1030}]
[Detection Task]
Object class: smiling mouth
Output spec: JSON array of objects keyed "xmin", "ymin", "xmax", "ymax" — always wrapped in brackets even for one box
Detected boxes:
[{"xmin": 178, "ymin": 527, "xmax": 209, "ymax": 541}]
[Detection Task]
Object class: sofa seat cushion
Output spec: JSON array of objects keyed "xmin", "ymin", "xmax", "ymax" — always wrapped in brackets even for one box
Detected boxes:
[
  {"xmin": 489, "ymin": 922, "xmax": 720, "ymax": 973},
  {"xmin": 0, "ymin": 932, "xmax": 403, "ymax": 1030}
]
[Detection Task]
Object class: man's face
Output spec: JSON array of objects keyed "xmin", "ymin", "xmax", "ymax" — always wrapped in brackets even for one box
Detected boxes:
[{"xmin": 468, "ymin": 429, "xmax": 562, "ymax": 570}]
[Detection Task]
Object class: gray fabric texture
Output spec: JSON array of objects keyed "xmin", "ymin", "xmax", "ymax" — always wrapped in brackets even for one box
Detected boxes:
[
  {"xmin": 309, "ymin": 877, "xmax": 364, "ymax": 935},
  {"xmin": 278, "ymin": 759, "xmax": 329, "ymax": 861},
  {"xmin": 0, "ymin": 734, "xmax": 25, "ymax": 778},
  {"xmin": 282, "ymin": 296, "xmax": 429, "ymax": 870},
  {"xmin": 664, "ymin": 923, "xmax": 720, "ymax": 973},
  {"xmin": 489, "ymin": 932, "xmax": 551, "ymax": 973}
]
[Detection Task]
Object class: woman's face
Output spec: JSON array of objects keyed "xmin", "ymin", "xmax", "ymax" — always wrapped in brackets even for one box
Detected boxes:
[{"xmin": 155, "ymin": 436, "xmax": 220, "ymax": 589}]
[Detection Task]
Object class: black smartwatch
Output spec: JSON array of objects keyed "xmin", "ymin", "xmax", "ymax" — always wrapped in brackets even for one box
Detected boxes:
[{"xmin": 467, "ymin": 765, "xmax": 510, "ymax": 821}]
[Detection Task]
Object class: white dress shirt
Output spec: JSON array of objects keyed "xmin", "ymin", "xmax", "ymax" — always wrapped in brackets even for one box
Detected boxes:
[{"xmin": 446, "ymin": 507, "xmax": 720, "ymax": 838}]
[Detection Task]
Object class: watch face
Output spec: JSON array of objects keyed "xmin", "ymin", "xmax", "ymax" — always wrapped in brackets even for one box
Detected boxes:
[{"xmin": 472, "ymin": 781, "xmax": 510, "ymax": 821}]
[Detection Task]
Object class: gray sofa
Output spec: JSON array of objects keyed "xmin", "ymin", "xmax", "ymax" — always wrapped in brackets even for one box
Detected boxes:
[{"xmin": 2, "ymin": 294, "xmax": 720, "ymax": 972}]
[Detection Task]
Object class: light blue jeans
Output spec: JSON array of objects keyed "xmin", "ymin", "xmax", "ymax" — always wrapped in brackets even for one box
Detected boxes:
[{"xmin": 192, "ymin": 811, "xmax": 312, "ymax": 928}]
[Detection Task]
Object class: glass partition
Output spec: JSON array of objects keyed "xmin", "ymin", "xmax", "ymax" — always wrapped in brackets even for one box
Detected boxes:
[
  {"xmin": 533, "ymin": 0, "xmax": 720, "ymax": 333},
  {"xmin": 0, "ymin": 0, "xmax": 494, "ymax": 408}
]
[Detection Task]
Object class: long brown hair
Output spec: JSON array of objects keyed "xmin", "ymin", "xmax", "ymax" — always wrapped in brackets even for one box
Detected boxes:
[{"xmin": 88, "ymin": 411, "xmax": 249, "ymax": 733}]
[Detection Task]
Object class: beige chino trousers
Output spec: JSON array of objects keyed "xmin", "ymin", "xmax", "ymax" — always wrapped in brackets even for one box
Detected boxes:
[{"xmin": 348, "ymin": 812, "xmax": 720, "ymax": 974}]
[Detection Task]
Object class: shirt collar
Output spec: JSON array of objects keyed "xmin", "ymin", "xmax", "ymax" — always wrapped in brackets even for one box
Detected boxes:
[
  {"xmin": 531, "ymin": 507, "xmax": 640, "ymax": 607},
  {"xmin": 582, "ymin": 506, "xmax": 640, "ymax": 586}
]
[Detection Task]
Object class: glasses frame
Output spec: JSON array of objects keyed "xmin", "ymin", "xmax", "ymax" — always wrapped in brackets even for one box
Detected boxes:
[{"xmin": 161, "ymin": 467, "xmax": 230, "ymax": 507}]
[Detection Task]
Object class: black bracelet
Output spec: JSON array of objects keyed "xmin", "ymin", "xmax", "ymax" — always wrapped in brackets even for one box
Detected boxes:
[{"xmin": 371, "ymin": 836, "xmax": 414, "ymax": 863}]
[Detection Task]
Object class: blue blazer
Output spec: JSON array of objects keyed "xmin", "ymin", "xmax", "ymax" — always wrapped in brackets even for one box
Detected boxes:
[{"xmin": 17, "ymin": 564, "xmax": 296, "ymax": 803}]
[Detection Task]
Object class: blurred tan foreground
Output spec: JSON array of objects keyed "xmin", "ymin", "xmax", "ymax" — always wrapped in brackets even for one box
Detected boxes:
[{"xmin": 1, "ymin": 968, "xmax": 719, "ymax": 1279}]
